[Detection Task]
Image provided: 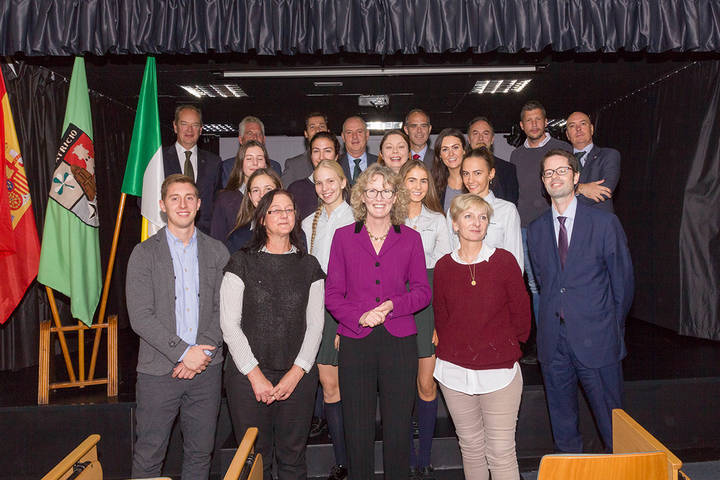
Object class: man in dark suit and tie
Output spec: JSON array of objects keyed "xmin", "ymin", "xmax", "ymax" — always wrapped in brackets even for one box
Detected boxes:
[
  {"xmin": 565, "ymin": 111, "xmax": 621, "ymax": 212},
  {"xmin": 339, "ymin": 116, "xmax": 377, "ymax": 185},
  {"xmin": 218, "ymin": 116, "xmax": 282, "ymax": 188},
  {"xmin": 281, "ymin": 112, "xmax": 329, "ymax": 185},
  {"xmin": 163, "ymin": 105, "xmax": 221, "ymax": 234},
  {"xmin": 466, "ymin": 116, "xmax": 519, "ymax": 205},
  {"xmin": 127, "ymin": 174, "xmax": 229, "ymax": 479},
  {"xmin": 527, "ymin": 149, "xmax": 634, "ymax": 453},
  {"xmin": 403, "ymin": 108, "xmax": 434, "ymax": 169}
]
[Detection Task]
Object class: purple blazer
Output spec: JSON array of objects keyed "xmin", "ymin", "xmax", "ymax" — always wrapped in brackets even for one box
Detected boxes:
[{"xmin": 325, "ymin": 222, "xmax": 431, "ymax": 339}]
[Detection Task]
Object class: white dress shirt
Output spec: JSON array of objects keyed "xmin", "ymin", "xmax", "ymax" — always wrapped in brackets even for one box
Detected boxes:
[
  {"xmin": 552, "ymin": 196, "xmax": 578, "ymax": 245},
  {"xmin": 405, "ymin": 204, "xmax": 452, "ymax": 269},
  {"xmin": 174, "ymin": 142, "xmax": 198, "ymax": 181},
  {"xmin": 301, "ymin": 201, "xmax": 355, "ymax": 273}
]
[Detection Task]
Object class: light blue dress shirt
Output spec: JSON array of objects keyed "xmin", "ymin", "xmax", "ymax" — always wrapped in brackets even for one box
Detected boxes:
[
  {"xmin": 573, "ymin": 142, "xmax": 594, "ymax": 167},
  {"xmin": 551, "ymin": 196, "xmax": 578, "ymax": 246},
  {"xmin": 348, "ymin": 151, "xmax": 368, "ymax": 182},
  {"xmin": 165, "ymin": 228, "xmax": 200, "ymax": 361}
]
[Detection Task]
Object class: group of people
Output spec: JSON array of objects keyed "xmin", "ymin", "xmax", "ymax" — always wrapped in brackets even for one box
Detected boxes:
[{"xmin": 126, "ymin": 101, "xmax": 634, "ymax": 480}]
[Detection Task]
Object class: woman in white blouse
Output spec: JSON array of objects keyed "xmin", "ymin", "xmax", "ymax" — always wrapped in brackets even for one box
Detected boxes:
[
  {"xmin": 399, "ymin": 159, "xmax": 452, "ymax": 477},
  {"xmin": 447, "ymin": 147, "xmax": 523, "ymax": 271},
  {"xmin": 301, "ymin": 160, "xmax": 354, "ymax": 480}
]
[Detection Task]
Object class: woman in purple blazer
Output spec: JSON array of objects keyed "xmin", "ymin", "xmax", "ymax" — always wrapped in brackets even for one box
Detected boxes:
[{"xmin": 325, "ymin": 163, "xmax": 431, "ymax": 480}]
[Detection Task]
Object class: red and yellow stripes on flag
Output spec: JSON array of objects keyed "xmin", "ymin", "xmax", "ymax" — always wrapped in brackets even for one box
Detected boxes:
[{"xmin": 0, "ymin": 66, "xmax": 41, "ymax": 324}]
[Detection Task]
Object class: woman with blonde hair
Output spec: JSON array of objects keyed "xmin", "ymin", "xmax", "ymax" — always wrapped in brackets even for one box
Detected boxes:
[
  {"xmin": 434, "ymin": 193, "xmax": 530, "ymax": 480},
  {"xmin": 325, "ymin": 163, "xmax": 431, "ymax": 479},
  {"xmin": 225, "ymin": 168, "xmax": 281, "ymax": 254},
  {"xmin": 301, "ymin": 160, "xmax": 354, "ymax": 480},
  {"xmin": 399, "ymin": 159, "xmax": 452, "ymax": 478}
]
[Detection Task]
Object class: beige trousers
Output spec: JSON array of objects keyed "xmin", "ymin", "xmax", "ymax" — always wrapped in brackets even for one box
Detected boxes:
[{"xmin": 440, "ymin": 368, "xmax": 523, "ymax": 480}]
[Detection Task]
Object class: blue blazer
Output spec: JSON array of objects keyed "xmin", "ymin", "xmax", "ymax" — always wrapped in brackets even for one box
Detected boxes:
[
  {"xmin": 163, "ymin": 145, "xmax": 221, "ymax": 234},
  {"xmin": 577, "ymin": 145, "xmax": 621, "ymax": 213},
  {"xmin": 527, "ymin": 201, "xmax": 634, "ymax": 369}
]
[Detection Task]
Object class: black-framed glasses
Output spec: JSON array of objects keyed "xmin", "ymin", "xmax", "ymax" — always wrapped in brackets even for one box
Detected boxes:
[
  {"xmin": 541, "ymin": 166, "xmax": 574, "ymax": 178},
  {"xmin": 364, "ymin": 189, "xmax": 395, "ymax": 199},
  {"xmin": 267, "ymin": 208, "xmax": 296, "ymax": 216}
]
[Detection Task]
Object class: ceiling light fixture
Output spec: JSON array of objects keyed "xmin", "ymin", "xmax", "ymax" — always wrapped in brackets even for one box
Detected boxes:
[
  {"xmin": 222, "ymin": 65, "xmax": 541, "ymax": 78},
  {"xmin": 366, "ymin": 121, "xmax": 403, "ymax": 131},
  {"xmin": 471, "ymin": 79, "xmax": 532, "ymax": 94},
  {"xmin": 313, "ymin": 81, "xmax": 344, "ymax": 87},
  {"xmin": 202, "ymin": 123, "xmax": 236, "ymax": 133},
  {"xmin": 179, "ymin": 84, "xmax": 248, "ymax": 98}
]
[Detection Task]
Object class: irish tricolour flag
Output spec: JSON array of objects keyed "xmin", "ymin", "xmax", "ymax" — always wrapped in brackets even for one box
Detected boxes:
[{"xmin": 121, "ymin": 57, "xmax": 164, "ymax": 240}]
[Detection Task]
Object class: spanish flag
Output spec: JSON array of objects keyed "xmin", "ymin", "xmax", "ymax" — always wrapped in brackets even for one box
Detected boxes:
[{"xmin": 0, "ymin": 65, "xmax": 41, "ymax": 324}]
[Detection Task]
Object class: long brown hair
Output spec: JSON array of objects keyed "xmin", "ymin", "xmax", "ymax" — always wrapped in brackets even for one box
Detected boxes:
[
  {"xmin": 228, "ymin": 168, "xmax": 282, "ymax": 236},
  {"xmin": 431, "ymin": 128, "xmax": 467, "ymax": 198},
  {"xmin": 399, "ymin": 159, "xmax": 443, "ymax": 214},
  {"xmin": 224, "ymin": 140, "xmax": 269, "ymax": 191}
]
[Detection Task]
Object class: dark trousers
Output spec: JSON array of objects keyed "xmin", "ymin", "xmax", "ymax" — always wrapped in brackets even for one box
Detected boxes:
[
  {"xmin": 339, "ymin": 326, "xmax": 418, "ymax": 480},
  {"xmin": 225, "ymin": 362, "xmax": 319, "ymax": 480},
  {"xmin": 132, "ymin": 364, "xmax": 222, "ymax": 480},
  {"xmin": 541, "ymin": 324, "xmax": 623, "ymax": 452}
]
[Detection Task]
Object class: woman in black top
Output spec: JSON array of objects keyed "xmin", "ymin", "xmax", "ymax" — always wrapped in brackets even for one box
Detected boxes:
[{"xmin": 220, "ymin": 189, "xmax": 325, "ymax": 480}]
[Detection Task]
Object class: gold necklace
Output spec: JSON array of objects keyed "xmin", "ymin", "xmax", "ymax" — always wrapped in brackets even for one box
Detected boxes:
[
  {"xmin": 468, "ymin": 263, "xmax": 477, "ymax": 286},
  {"xmin": 366, "ymin": 224, "xmax": 389, "ymax": 242}
]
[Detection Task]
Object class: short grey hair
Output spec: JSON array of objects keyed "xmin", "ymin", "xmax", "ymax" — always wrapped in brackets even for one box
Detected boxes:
[{"xmin": 238, "ymin": 116, "xmax": 265, "ymax": 136}]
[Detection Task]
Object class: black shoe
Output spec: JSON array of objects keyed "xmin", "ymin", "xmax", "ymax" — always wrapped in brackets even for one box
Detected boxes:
[
  {"xmin": 409, "ymin": 466, "xmax": 420, "ymax": 479},
  {"xmin": 327, "ymin": 464, "xmax": 348, "ymax": 480},
  {"xmin": 309, "ymin": 416, "xmax": 327, "ymax": 438},
  {"xmin": 418, "ymin": 465, "xmax": 435, "ymax": 479}
]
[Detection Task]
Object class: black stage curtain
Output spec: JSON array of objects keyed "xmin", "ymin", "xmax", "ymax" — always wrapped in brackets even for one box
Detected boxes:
[
  {"xmin": 595, "ymin": 61, "xmax": 720, "ymax": 340},
  {"xmin": 0, "ymin": 63, "xmax": 139, "ymax": 371},
  {"xmin": 2, "ymin": 0, "xmax": 720, "ymax": 56}
]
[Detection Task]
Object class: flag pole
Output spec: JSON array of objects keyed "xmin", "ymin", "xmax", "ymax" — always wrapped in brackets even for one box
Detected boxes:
[{"xmin": 88, "ymin": 192, "xmax": 127, "ymax": 380}]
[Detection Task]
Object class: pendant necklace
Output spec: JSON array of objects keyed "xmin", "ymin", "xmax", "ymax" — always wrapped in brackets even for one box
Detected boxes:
[
  {"xmin": 468, "ymin": 263, "xmax": 477, "ymax": 286},
  {"xmin": 366, "ymin": 224, "xmax": 389, "ymax": 242}
]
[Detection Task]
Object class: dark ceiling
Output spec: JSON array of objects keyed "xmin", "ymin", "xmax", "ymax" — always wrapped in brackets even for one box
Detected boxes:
[{"xmin": 26, "ymin": 50, "xmax": 710, "ymax": 137}]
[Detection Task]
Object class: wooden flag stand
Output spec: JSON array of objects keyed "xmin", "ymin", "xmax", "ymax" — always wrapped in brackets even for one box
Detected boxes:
[{"xmin": 38, "ymin": 194, "xmax": 128, "ymax": 405}]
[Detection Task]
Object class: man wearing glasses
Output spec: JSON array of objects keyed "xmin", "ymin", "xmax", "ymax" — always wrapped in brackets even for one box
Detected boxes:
[
  {"xmin": 527, "ymin": 149, "xmax": 634, "ymax": 454},
  {"xmin": 163, "ymin": 105, "xmax": 221, "ymax": 234},
  {"xmin": 403, "ymin": 109, "xmax": 434, "ymax": 169}
]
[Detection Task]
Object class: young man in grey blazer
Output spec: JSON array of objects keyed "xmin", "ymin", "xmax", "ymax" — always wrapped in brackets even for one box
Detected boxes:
[{"xmin": 127, "ymin": 174, "xmax": 230, "ymax": 479}]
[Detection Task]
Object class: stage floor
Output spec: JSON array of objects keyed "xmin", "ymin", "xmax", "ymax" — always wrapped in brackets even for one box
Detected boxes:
[{"xmin": 2, "ymin": 317, "xmax": 720, "ymax": 408}]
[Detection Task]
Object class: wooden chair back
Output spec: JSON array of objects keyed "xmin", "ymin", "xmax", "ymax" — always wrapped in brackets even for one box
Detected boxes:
[
  {"xmin": 223, "ymin": 427, "xmax": 263, "ymax": 480},
  {"xmin": 613, "ymin": 408, "xmax": 684, "ymax": 480},
  {"xmin": 537, "ymin": 451, "xmax": 667, "ymax": 480},
  {"xmin": 42, "ymin": 434, "xmax": 103, "ymax": 480}
]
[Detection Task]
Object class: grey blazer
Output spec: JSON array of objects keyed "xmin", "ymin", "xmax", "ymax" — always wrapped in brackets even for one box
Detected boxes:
[
  {"xmin": 282, "ymin": 150, "xmax": 313, "ymax": 186},
  {"xmin": 127, "ymin": 227, "xmax": 230, "ymax": 375}
]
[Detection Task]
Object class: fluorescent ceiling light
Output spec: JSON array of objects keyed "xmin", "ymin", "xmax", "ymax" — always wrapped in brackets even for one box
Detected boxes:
[
  {"xmin": 203, "ymin": 123, "xmax": 236, "ymax": 133},
  {"xmin": 471, "ymin": 79, "xmax": 532, "ymax": 94},
  {"xmin": 180, "ymin": 84, "xmax": 248, "ymax": 98},
  {"xmin": 223, "ymin": 65, "xmax": 539, "ymax": 78},
  {"xmin": 314, "ymin": 81, "xmax": 344, "ymax": 87},
  {"xmin": 366, "ymin": 121, "xmax": 402, "ymax": 131}
]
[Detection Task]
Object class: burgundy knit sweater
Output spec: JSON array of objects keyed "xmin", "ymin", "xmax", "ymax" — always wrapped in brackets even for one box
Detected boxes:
[{"xmin": 433, "ymin": 248, "xmax": 531, "ymax": 370}]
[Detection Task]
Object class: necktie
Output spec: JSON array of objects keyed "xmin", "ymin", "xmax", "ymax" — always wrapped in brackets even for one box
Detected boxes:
[
  {"xmin": 183, "ymin": 150, "xmax": 195, "ymax": 180},
  {"xmin": 412, "ymin": 153, "xmax": 420, "ymax": 161},
  {"xmin": 558, "ymin": 216, "xmax": 568, "ymax": 269},
  {"xmin": 574, "ymin": 151, "xmax": 586, "ymax": 170},
  {"xmin": 352, "ymin": 158, "xmax": 362, "ymax": 181}
]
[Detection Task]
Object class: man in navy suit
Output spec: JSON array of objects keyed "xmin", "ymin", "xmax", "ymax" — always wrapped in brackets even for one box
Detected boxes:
[
  {"xmin": 403, "ymin": 108, "xmax": 434, "ymax": 169},
  {"xmin": 163, "ymin": 105, "xmax": 221, "ymax": 234},
  {"xmin": 527, "ymin": 149, "xmax": 634, "ymax": 453},
  {"xmin": 218, "ymin": 116, "xmax": 282, "ymax": 188},
  {"xmin": 466, "ymin": 116, "xmax": 519, "ymax": 205},
  {"xmin": 338, "ymin": 116, "xmax": 377, "ymax": 185},
  {"xmin": 565, "ymin": 111, "xmax": 621, "ymax": 212}
]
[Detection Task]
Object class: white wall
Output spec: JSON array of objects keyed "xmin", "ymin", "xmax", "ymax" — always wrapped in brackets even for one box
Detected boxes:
[{"xmin": 219, "ymin": 133, "xmax": 515, "ymax": 171}]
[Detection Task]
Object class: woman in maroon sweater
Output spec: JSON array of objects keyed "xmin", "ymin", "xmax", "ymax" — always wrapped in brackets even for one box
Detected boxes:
[{"xmin": 433, "ymin": 193, "xmax": 530, "ymax": 480}]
